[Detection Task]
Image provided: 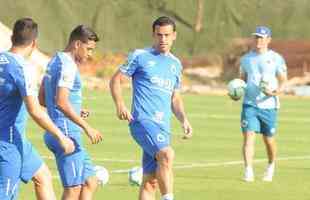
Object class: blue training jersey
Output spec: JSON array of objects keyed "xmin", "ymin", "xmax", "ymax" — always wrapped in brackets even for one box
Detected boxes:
[
  {"xmin": 0, "ymin": 51, "xmax": 37, "ymax": 144},
  {"xmin": 43, "ymin": 52, "xmax": 82, "ymax": 135},
  {"xmin": 120, "ymin": 47, "xmax": 182, "ymax": 132},
  {"xmin": 240, "ymin": 50, "xmax": 287, "ymax": 109}
]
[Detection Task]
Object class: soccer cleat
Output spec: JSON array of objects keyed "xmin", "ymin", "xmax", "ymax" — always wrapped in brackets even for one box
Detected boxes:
[
  {"xmin": 244, "ymin": 167, "xmax": 254, "ymax": 182},
  {"xmin": 262, "ymin": 163, "xmax": 275, "ymax": 182}
]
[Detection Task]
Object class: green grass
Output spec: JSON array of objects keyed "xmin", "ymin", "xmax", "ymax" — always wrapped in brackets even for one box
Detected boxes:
[{"xmin": 20, "ymin": 90, "xmax": 310, "ymax": 199}]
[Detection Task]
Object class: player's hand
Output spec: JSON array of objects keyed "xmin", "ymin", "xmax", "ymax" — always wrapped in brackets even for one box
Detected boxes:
[
  {"xmin": 117, "ymin": 104, "xmax": 133, "ymax": 122},
  {"xmin": 85, "ymin": 127, "xmax": 103, "ymax": 144},
  {"xmin": 262, "ymin": 88, "xmax": 276, "ymax": 96},
  {"xmin": 81, "ymin": 109, "xmax": 90, "ymax": 119},
  {"xmin": 182, "ymin": 119, "xmax": 193, "ymax": 139},
  {"xmin": 58, "ymin": 135, "xmax": 75, "ymax": 155}
]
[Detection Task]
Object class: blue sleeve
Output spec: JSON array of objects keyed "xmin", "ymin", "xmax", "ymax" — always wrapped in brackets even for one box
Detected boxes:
[
  {"xmin": 276, "ymin": 55, "xmax": 287, "ymax": 76},
  {"xmin": 14, "ymin": 63, "xmax": 37, "ymax": 97},
  {"xmin": 119, "ymin": 50, "xmax": 140, "ymax": 77}
]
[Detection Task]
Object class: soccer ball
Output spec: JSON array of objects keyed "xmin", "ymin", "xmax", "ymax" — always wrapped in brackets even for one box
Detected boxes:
[
  {"xmin": 94, "ymin": 165, "xmax": 109, "ymax": 186},
  {"xmin": 227, "ymin": 79, "xmax": 246, "ymax": 100},
  {"xmin": 128, "ymin": 166, "xmax": 143, "ymax": 186}
]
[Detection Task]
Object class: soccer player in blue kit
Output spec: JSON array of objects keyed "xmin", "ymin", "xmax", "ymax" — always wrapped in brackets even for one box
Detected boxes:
[
  {"xmin": 110, "ymin": 16, "xmax": 193, "ymax": 200},
  {"xmin": 39, "ymin": 25, "xmax": 103, "ymax": 200},
  {"xmin": 238, "ymin": 26, "xmax": 287, "ymax": 182},
  {"xmin": 0, "ymin": 18, "xmax": 75, "ymax": 200}
]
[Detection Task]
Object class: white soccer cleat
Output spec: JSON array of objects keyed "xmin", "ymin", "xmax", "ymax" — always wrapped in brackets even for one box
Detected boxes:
[
  {"xmin": 262, "ymin": 163, "xmax": 275, "ymax": 182},
  {"xmin": 244, "ymin": 167, "xmax": 254, "ymax": 182}
]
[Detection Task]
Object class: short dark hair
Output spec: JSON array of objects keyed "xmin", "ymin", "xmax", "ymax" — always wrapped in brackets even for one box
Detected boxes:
[
  {"xmin": 69, "ymin": 25, "xmax": 99, "ymax": 43},
  {"xmin": 152, "ymin": 16, "xmax": 176, "ymax": 32},
  {"xmin": 11, "ymin": 18, "xmax": 38, "ymax": 46}
]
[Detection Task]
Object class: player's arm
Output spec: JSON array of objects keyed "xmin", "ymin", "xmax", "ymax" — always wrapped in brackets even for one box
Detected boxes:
[
  {"xmin": 264, "ymin": 73, "xmax": 287, "ymax": 96},
  {"xmin": 109, "ymin": 70, "xmax": 133, "ymax": 122},
  {"xmin": 23, "ymin": 95, "xmax": 74, "ymax": 154},
  {"xmin": 263, "ymin": 58, "xmax": 287, "ymax": 96},
  {"xmin": 38, "ymin": 79, "xmax": 46, "ymax": 107},
  {"xmin": 240, "ymin": 71, "xmax": 247, "ymax": 82},
  {"xmin": 171, "ymin": 91, "xmax": 193, "ymax": 139},
  {"xmin": 56, "ymin": 87, "xmax": 102, "ymax": 144}
]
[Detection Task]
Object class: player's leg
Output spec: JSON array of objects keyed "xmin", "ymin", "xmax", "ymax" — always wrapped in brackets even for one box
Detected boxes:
[
  {"xmin": 241, "ymin": 105, "xmax": 260, "ymax": 182},
  {"xmin": 45, "ymin": 133, "xmax": 86, "ymax": 199},
  {"xmin": 263, "ymin": 135, "xmax": 276, "ymax": 164},
  {"xmin": 31, "ymin": 163, "xmax": 56, "ymax": 200},
  {"xmin": 79, "ymin": 152, "xmax": 98, "ymax": 200},
  {"xmin": 242, "ymin": 131, "xmax": 256, "ymax": 181},
  {"xmin": 260, "ymin": 108, "xmax": 277, "ymax": 181},
  {"xmin": 262, "ymin": 135, "xmax": 276, "ymax": 181},
  {"xmin": 139, "ymin": 173, "xmax": 157, "ymax": 200},
  {"xmin": 20, "ymin": 139, "xmax": 56, "ymax": 200},
  {"xmin": 79, "ymin": 176, "xmax": 98, "ymax": 200},
  {"xmin": 62, "ymin": 185, "xmax": 82, "ymax": 200},
  {"xmin": 155, "ymin": 147, "xmax": 174, "ymax": 200},
  {"xmin": 0, "ymin": 142, "xmax": 21, "ymax": 200},
  {"xmin": 130, "ymin": 120, "xmax": 171, "ymax": 200}
]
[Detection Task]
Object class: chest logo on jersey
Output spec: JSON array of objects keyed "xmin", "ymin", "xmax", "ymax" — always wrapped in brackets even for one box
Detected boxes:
[
  {"xmin": 146, "ymin": 60, "xmax": 156, "ymax": 67},
  {"xmin": 265, "ymin": 59, "xmax": 274, "ymax": 65},
  {"xmin": 170, "ymin": 64, "xmax": 177, "ymax": 74},
  {"xmin": 157, "ymin": 133, "xmax": 166, "ymax": 143},
  {"xmin": 0, "ymin": 55, "xmax": 9, "ymax": 65}
]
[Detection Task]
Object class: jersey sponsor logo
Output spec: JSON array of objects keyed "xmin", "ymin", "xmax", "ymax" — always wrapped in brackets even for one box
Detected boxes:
[
  {"xmin": 157, "ymin": 133, "xmax": 166, "ymax": 143},
  {"xmin": 150, "ymin": 76, "xmax": 173, "ymax": 91}
]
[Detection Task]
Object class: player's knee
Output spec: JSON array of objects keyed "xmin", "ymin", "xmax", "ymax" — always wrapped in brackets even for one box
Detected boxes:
[
  {"xmin": 142, "ymin": 178, "xmax": 158, "ymax": 192},
  {"xmin": 64, "ymin": 186, "xmax": 82, "ymax": 198},
  {"xmin": 84, "ymin": 176, "xmax": 98, "ymax": 191},
  {"xmin": 157, "ymin": 148, "xmax": 174, "ymax": 167},
  {"xmin": 32, "ymin": 164, "xmax": 53, "ymax": 187}
]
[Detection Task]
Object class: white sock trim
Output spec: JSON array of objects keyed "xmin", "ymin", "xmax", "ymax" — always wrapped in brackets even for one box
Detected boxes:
[{"xmin": 162, "ymin": 193, "xmax": 174, "ymax": 200}]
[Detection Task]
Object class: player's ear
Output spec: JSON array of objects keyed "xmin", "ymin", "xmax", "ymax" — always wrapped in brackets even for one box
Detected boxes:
[
  {"xmin": 173, "ymin": 31, "xmax": 177, "ymax": 41},
  {"xmin": 267, "ymin": 37, "xmax": 272, "ymax": 43},
  {"xmin": 73, "ymin": 40, "xmax": 81, "ymax": 49},
  {"xmin": 32, "ymin": 39, "xmax": 37, "ymax": 49}
]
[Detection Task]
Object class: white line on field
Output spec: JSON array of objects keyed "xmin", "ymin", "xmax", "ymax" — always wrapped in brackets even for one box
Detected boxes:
[
  {"xmin": 47, "ymin": 155, "xmax": 310, "ymax": 178},
  {"xmin": 188, "ymin": 113, "xmax": 310, "ymax": 123},
  {"xmin": 174, "ymin": 155, "xmax": 310, "ymax": 169},
  {"xmin": 42, "ymin": 155, "xmax": 139, "ymax": 163}
]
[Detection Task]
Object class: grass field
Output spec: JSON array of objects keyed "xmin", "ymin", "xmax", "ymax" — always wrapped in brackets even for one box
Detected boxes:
[{"xmin": 19, "ymin": 90, "xmax": 310, "ymax": 200}]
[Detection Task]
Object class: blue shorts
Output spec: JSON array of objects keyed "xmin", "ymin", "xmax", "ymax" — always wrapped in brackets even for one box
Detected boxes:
[
  {"xmin": 0, "ymin": 139, "xmax": 43, "ymax": 200},
  {"xmin": 241, "ymin": 104, "xmax": 278, "ymax": 137},
  {"xmin": 130, "ymin": 119, "xmax": 170, "ymax": 174},
  {"xmin": 44, "ymin": 132, "xmax": 95, "ymax": 187}
]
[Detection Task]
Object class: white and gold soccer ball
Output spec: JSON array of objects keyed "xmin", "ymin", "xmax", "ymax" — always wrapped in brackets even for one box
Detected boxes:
[
  {"xmin": 94, "ymin": 165, "xmax": 109, "ymax": 186},
  {"xmin": 128, "ymin": 166, "xmax": 143, "ymax": 186},
  {"xmin": 227, "ymin": 78, "xmax": 246, "ymax": 100}
]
